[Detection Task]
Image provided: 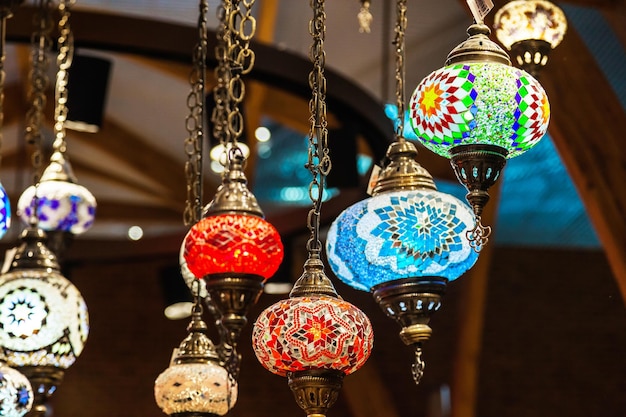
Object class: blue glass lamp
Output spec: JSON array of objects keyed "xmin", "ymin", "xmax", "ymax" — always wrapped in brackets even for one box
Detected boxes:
[
  {"xmin": 326, "ymin": 140, "xmax": 478, "ymax": 384},
  {"xmin": 0, "ymin": 182, "xmax": 10, "ymax": 239}
]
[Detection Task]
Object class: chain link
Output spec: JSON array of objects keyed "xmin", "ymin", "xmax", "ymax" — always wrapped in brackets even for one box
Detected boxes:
[
  {"xmin": 183, "ymin": 0, "xmax": 209, "ymax": 226},
  {"xmin": 305, "ymin": 0, "xmax": 331, "ymax": 256},
  {"xmin": 211, "ymin": 0, "xmax": 233, "ymax": 159},
  {"xmin": 26, "ymin": 0, "xmax": 54, "ymax": 182},
  {"xmin": 223, "ymin": 0, "xmax": 255, "ymax": 160},
  {"xmin": 393, "ymin": 0, "xmax": 407, "ymax": 140}
]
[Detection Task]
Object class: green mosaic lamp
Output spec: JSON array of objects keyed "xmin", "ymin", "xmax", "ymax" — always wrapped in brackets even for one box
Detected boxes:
[{"xmin": 409, "ymin": 22, "xmax": 550, "ymax": 250}]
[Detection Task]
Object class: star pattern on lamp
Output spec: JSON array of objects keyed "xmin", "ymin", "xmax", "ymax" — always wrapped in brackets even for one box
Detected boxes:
[
  {"xmin": 0, "ymin": 288, "xmax": 49, "ymax": 338},
  {"xmin": 370, "ymin": 194, "xmax": 467, "ymax": 270},
  {"xmin": 409, "ymin": 63, "xmax": 550, "ymax": 158},
  {"xmin": 252, "ymin": 296, "xmax": 373, "ymax": 377},
  {"xmin": 410, "ymin": 64, "xmax": 478, "ymax": 147}
]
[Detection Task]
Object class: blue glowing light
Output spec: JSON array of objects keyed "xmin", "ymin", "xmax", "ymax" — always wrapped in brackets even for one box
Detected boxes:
[
  {"xmin": 0, "ymin": 182, "xmax": 10, "ymax": 239},
  {"xmin": 326, "ymin": 190, "xmax": 478, "ymax": 291}
]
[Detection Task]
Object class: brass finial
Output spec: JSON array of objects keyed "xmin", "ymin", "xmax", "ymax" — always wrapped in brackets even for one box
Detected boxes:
[
  {"xmin": 372, "ymin": 140, "xmax": 437, "ymax": 195},
  {"xmin": 204, "ymin": 153, "xmax": 264, "ymax": 217},
  {"xmin": 446, "ymin": 23, "xmax": 511, "ymax": 66}
]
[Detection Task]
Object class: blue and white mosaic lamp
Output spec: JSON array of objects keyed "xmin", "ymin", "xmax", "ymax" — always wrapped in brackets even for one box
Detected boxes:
[
  {"xmin": 17, "ymin": 151, "xmax": 96, "ymax": 257},
  {"xmin": 326, "ymin": 140, "xmax": 479, "ymax": 384}
]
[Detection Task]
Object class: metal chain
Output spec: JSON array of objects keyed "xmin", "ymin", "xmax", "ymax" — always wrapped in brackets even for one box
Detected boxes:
[
  {"xmin": 393, "ymin": 0, "xmax": 407, "ymax": 141},
  {"xmin": 223, "ymin": 0, "xmax": 256, "ymax": 163},
  {"xmin": 25, "ymin": 0, "xmax": 54, "ymax": 182},
  {"xmin": 211, "ymin": 0, "xmax": 233, "ymax": 162},
  {"xmin": 305, "ymin": 0, "xmax": 331, "ymax": 256},
  {"xmin": 183, "ymin": 0, "xmax": 209, "ymax": 226},
  {"xmin": 357, "ymin": 0, "xmax": 373, "ymax": 33},
  {"xmin": 411, "ymin": 345, "xmax": 426, "ymax": 384},
  {"xmin": 53, "ymin": 0, "xmax": 75, "ymax": 155},
  {"xmin": 0, "ymin": 5, "xmax": 15, "ymax": 171}
]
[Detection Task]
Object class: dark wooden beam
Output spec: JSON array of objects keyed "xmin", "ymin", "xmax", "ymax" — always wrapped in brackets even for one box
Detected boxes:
[{"xmin": 539, "ymin": 26, "xmax": 626, "ymax": 301}]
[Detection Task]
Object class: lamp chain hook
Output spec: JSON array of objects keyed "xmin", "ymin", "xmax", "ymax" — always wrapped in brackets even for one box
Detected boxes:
[
  {"xmin": 467, "ymin": 216, "xmax": 491, "ymax": 253},
  {"xmin": 305, "ymin": 0, "xmax": 330, "ymax": 257},
  {"xmin": 52, "ymin": 0, "xmax": 75, "ymax": 155},
  {"xmin": 411, "ymin": 345, "xmax": 426, "ymax": 384},
  {"xmin": 393, "ymin": 0, "xmax": 407, "ymax": 141},
  {"xmin": 183, "ymin": 0, "xmax": 209, "ymax": 226},
  {"xmin": 25, "ymin": 0, "xmax": 53, "ymax": 184}
]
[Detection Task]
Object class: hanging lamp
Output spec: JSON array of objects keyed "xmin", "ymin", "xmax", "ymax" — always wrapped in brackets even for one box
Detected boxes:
[
  {"xmin": 155, "ymin": 282, "xmax": 237, "ymax": 416},
  {"xmin": 408, "ymin": 3, "xmax": 550, "ymax": 251},
  {"xmin": 0, "ymin": 0, "xmax": 23, "ymax": 239},
  {"xmin": 17, "ymin": 0, "xmax": 96, "ymax": 259},
  {"xmin": 0, "ymin": 359, "xmax": 33, "ymax": 417},
  {"xmin": 252, "ymin": 2, "xmax": 373, "ymax": 416},
  {"xmin": 0, "ymin": 220, "xmax": 89, "ymax": 416},
  {"xmin": 493, "ymin": 0, "xmax": 567, "ymax": 77},
  {"xmin": 182, "ymin": 0, "xmax": 283, "ymax": 378},
  {"xmin": 326, "ymin": 0, "xmax": 477, "ymax": 384}
]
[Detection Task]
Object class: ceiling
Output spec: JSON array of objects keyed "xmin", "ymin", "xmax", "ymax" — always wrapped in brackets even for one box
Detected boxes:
[{"xmin": 0, "ymin": 0, "xmax": 617, "ymax": 252}]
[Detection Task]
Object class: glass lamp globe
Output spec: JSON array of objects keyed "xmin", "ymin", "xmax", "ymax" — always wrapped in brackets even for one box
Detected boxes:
[
  {"xmin": 326, "ymin": 188, "xmax": 478, "ymax": 292},
  {"xmin": 17, "ymin": 151, "xmax": 96, "ymax": 235},
  {"xmin": 494, "ymin": 0, "xmax": 567, "ymax": 76},
  {"xmin": 184, "ymin": 213, "xmax": 283, "ymax": 280},
  {"xmin": 252, "ymin": 256, "xmax": 373, "ymax": 417},
  {"xmin": 183, "ymin": 154, "xmax": 283, "ymax": 349},
  {"xmin": 155, "ymin": 304, "xmax": 237, "ymax": 416},
  {"xmin": 0, "ymin": 182, "xmax": 9, "ymax": 239},
  {"xmin": 326, "ymin": 140, "xmax": 477, "ymax": 384},
  {"xmin": 252, "ymin": 295, "xmax": 373, "ymax": 377},
  {"xmin": 0, "ymin": 226, "xmax": 89, "ymax": 396},
  {"xmin": 0, "ymin": 362, "xmax": 33, "ymax": 417},
  {"xmin": 409, "ymin": 23, "xmax": 550, "ymax": 249}
]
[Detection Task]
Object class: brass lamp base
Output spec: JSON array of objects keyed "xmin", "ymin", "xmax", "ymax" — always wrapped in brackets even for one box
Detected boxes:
[
  {"xmin": 372, "ymin": 277, "xmax": 447, "ymax": 384},
  {"xmin": 450, "ymin": 144, "xmax": 507, "ymax": 251},
  {"xmin": 510, "ymin": 39, "xmax": 551, "ymax": 79},
  {"xmin": 20, "ymin": 365, "xmax": 64, "ymax": 417},
  {"xmin": 288, "ymin": 369, "xmax": 344, "ymax": 417},
  {"xmin": 204, "ymin": 273, "xmax": 264, "ymax": 342}
]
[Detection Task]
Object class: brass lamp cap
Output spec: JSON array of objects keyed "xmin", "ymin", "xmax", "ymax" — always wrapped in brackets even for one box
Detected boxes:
[
  {"xmin": 446, "ymin": 23, "xmax": 511, "ymax": 66},
  {"xmin": 10, "ymin": 226, "xmax": 60, "ymax": 272},
  {"xmin": 372, "ymin": 140, "xmax": 437, "ymax": 195},
  {"xmin": 204, "ymin": 154, "xmax": 264, "ymax": 218},
  {"xmin": 40, "ymin": 151, "xmax": 78, "ymax": 183},
  {"xmin": 290, "ymin": 256, "xmax": 339, "ymax": 299},
  {"xmin": 173, "ymin": 305, "xmax": 221, "ymax": 365}
]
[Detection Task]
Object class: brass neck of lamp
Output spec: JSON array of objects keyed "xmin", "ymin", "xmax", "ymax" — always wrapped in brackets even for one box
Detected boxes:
[
  {"xmin": 372, "ymin": 277, "xmax": 447, "ymax": 384},
  {"xmin": 289, "ymin": 255, "xmax": 339, "ymax": 299},
  {"xmin": 9, "ymin": 226, "xmax": 60, "ymax": 272},
  {"xmin": 21, "ymin": 365, "xmax": 64, "ymax": 417},
  {"xmin": 204, "ymin": 153, "xmax": 263, "ymax": 217},
  {"xmin": 39, "ymin": 150, "xmax": 78, "ymax": 183},
  {"xmin": 446, "ymin": 23, "xmax": 511, "ymax": 66},
  {"xmin": 288, "ymin": 368, "xmax": 344, "ymax": 417},
  {"xmin": 372, "ymin": 140, "xmax": 437, "ymax": 195},
  {"xmin": 173, "ymin": 304, "xmax": 221, "ymax": 365}
]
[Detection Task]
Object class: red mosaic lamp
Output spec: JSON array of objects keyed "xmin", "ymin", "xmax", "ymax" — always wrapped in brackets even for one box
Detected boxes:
[
  {"xmin": 252, "ymin": 256, "xmax": 373, "ymax": 417},
  {"xmin": 184, "ymin": 153, "xmax": 284, "ymax": 358},
  {"xmin": 252, "ymin": 1, "xmax": 373, "ymax": 416}
]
